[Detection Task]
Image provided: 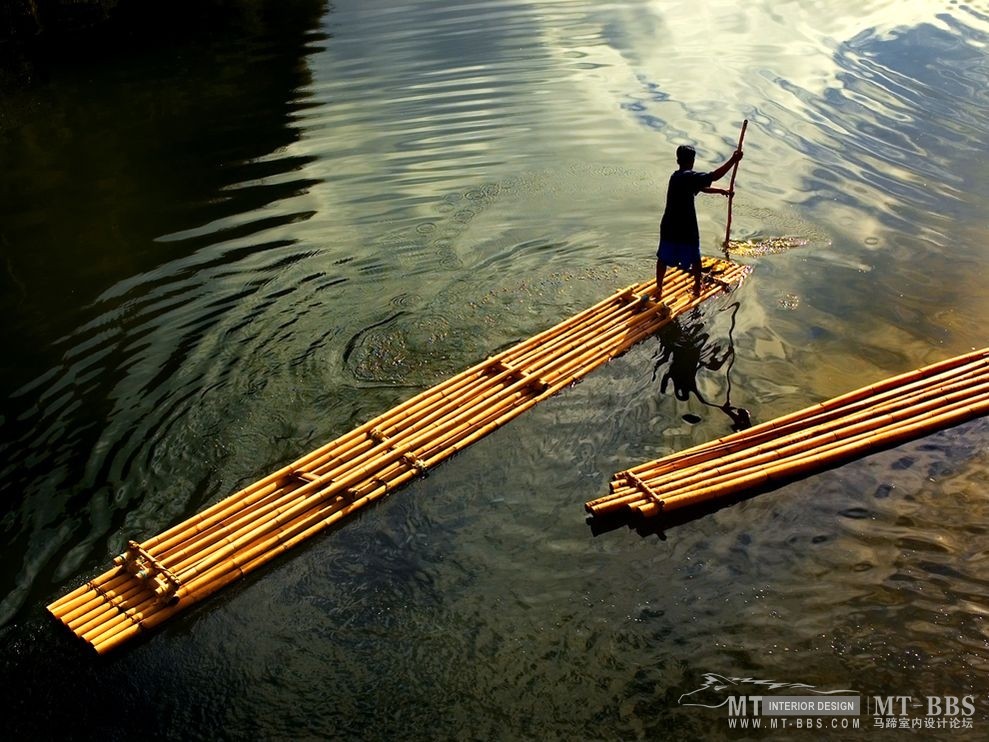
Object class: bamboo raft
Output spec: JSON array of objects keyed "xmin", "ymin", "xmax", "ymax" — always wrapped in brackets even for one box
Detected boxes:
[
  {"xmin": 587, "ymin": 346, "xmax": 989, "ymax": 523},
  {"xmin": 48, "ymin": 258, "xmax": 748, "ymax": 653}
]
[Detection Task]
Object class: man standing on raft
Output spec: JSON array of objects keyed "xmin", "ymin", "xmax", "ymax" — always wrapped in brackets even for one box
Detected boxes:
[{"xmin": 656, "ymin": 143, "xmax": 743, "ymax": 303}]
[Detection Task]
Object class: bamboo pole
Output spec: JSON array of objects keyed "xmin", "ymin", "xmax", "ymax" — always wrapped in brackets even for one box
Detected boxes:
[
  {"xmin": 139, "ymin": 317, "xmax": 566, "ymax": 552},
  {"xmin": 624, "ymin": 350, "xmax": 988, "ymax": 480},
  {"xmin": 87, "ymin": 322, "xmax": 704, "ymax": 648},
  {"xmin": 640, "ymin": 379, "xmax": 989, "ymax": 505},
  {"xmin": 59, "ymin": 574, "xmax": 136, "ymax": 625},
  {"xmin": 67, "ymin": 331, "xmax": 980, "ymax": 650},
  {"xmin": 54, "ymin": 577, "xmax": 122, "ymax": 623},
  {"xmin": 51, "ymin": 260, "xmax": 748, "ymax": 651},
  {"xmin": 92, "ymin": 458, "xmax": 431, "ymax": 653},
  {"xmin": 67, "ymin": 584, "xmax": 147, "ymax": 636},
  {"xmin": 609, "ymin": 390, "xmax": 987, "ymax": 512},
  {"xmin": 588, "ymin": 350, "xmax": 989, "ymax": 523},
  {"xmin": 151, "ymin": 346, "xmax": 540, "ymax": 560},
  {"xmin": 98, "ymin": 280, "xmax": 664, "ymax": 616},
  {"xmin": 197, "ymin": 266, "xmax": 735, "ymax": 567},
  {"xmin": 154, "ymin": 270, "xmax": 724, "ymax": 596},
  {"xmin": 630, "ymin": 385, "xmax": 989, "ymax": 517},
  {"xmin": 657, "ymin": 346, "xmax": 985, "ymax": 450},
  {"xmin": 724, "ymin": 120, "xmax": 748, "ymax": 249},
  {"xmin": 47, "ymin": 581, "xmax": 94, "ymax": 614},
  {"xmin": 75, "ymin": 264, "xmax": 718, "ymax": 570},
  {"xmin": 603, "ymin": 367, "xmax": 989, "ymax": 509},
  {"xmin": 168, "ymin": 354, "xmax": 566, "ymax": 580},
  {"xmin": 56, "ymin": 274, "xmax": 732, "ymax": 644},
  {"xmin": 170, "ymin": 353, "xmax": 573, "ymax": 584},
  {"xmin": 148, "ymin": 269, "xmax": 699, "ymax": 567},
  {"xmin": 90, "ymin": 454, "xmax": 422, "ymax": 651},
  {"xmin": 172, "ymin": 345, "xmax": 606, "ymax": 584},
  {"xmin": 588, "ymin": 349, "xmax": 989, "ymax": 513},
  {"xmin": 645, "ymin": 393, "xmax": 989, "ymax": 517},
  {"xmin": 179, "ymin": 274, "xmax": 716, "ymax": 588}
]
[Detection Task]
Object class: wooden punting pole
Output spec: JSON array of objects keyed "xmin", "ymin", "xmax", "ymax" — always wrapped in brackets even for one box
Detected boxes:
[
  {"xmin": 48, "ymin": 258, "xmax": 749, "ymax": 653},
  {"xmin": 723, "ymin": 119, "xmax": 748, "ymax": 250},
  {"xmin": 588, "ymin": 347, "xmax": 989, "ymax": 524}
]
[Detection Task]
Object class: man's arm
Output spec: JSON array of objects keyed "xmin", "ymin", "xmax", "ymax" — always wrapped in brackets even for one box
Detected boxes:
[{"xmin": 709, "ymin": 149, "xmax": 743, "ymax": 181}]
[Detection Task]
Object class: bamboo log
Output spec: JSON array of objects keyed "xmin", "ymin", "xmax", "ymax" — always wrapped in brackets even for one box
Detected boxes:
[
  {"xmin": 66, "ymin": 329, "xmax": 978, "ymax": 650},
  {"xmin": 589, "ymin": 350, "xmax": 989, "ymax": 523},
  {"xmin": 588, "ymin": 349, "xmax": 989, "ymax": 514},
  {"xmin": 100, "ymin": 276, "xmax": 720, "ymax": 636},
  {"xmin": 123, "ymin": 284, "xmax": 656, "ymax": 600},
  {"xmin": 51, "ymin": 260, "xmax": 747, "ymax": 652},
  {"xmin": 170, "ymin": 355, "xmax": 570, "ymax": 584},
  {"xmin": 654, "ymin": 346, "xmax": 985, "ymax": 451},
  {"xmin": 602, "ymin": 370, "xmax": 989, "ymax": 510},
  {"xmin": 176, "ymin": 326, "xmax": 632, "ymax": 579},
  {"xmin": 217, "ymin": 266, "xmax": 739, "ymax": 556},
  {"xmin": 644, "ymin": 393, "xmax": 989, "ymax": 517},
  {"xmin": 72, "ymin": 595, "xmax": 146, "ymax": 644},
  {"xmin": 631, "ymin": 386, "xmax": 989, "ymax": 517},
  {"xmin": 148, "ymin": 269, "xmax": 700, "ymax": 567},
  {"xmin": 153, "ymin": 344, "xmax": 553, "ymax": 565},
  {"xmin": 65, "ymin": 268, "xmax": 732, "ymax": 640},
  {"xmin": 54, "ymin": 575, "xmax": 126, "ymax": 623},
  {"xmin": 91, "ymin": 453, "xmax": 422, "ymax": 650},
  {"xmin": 47, "ymin": 581, "xmax": 94, "ymax": 614},
  {"xmin": 93, "ymin": 459, "xmax": 431, "ymax": 652},
  {"xmin": 638, "ymin": 380, "xmax": 989, "ymax": 505},
  {"xmin": 187, "ymin": 274, "xmax": 716, "ymax": 568},
  {"xmin": 139, "ymin": 320, "xmax": 558, "ymax": 552},
  {"xmin": 630, "ymin": 364, "xmax": 984, "ymax": 482},
  {"xmin": 59, "ymin": 574, "xmax": 138, "ymax": 625}
]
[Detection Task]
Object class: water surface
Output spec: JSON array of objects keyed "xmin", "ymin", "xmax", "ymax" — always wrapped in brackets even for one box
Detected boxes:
[{"xmin": 2, "ymin": 1, "xmax": 989, "ymax": 738}]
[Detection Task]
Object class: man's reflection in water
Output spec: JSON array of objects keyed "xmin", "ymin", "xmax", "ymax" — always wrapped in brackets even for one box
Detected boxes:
[{"xmin": 652, "ymin": 302, "xmax": 752, "ymax": 432}]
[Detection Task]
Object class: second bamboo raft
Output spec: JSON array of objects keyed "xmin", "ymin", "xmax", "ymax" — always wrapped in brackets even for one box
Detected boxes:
[
  {"xmin": 588, "ymin": 346, "xmax": 989, "ymax": 523},
  {"xmin": 48, "ymin": 258, "xmax": 748, "ymax": 653}
]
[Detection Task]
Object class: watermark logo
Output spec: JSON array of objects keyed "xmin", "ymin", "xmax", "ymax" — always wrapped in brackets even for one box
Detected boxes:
[
  {"xmin": 679, "ymin": 673, "xmax": 861, "ymax": 731},
  {"xmin": 680, "ymin": 673, "xmax": 857, "ymax": 709},
  {"xmin": 678, "ymin": 672, "xmax": 981, "ymax": 732},
  {"xmin": 869, "ymin": 695, "xmax": 976, "ymax": 731}
]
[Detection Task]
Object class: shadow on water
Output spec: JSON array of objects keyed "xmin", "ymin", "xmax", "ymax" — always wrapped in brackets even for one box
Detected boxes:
[
  {"xmin": 0, "ymin": 0, "xmax": 328, "ymax": 629},
  {"xmin": 0, "ymin": 0, "xmax": 328, "ymax": 392},
  {"xmin": 651, "ymin": 301, "xmax": 752, "ymax": 433}
]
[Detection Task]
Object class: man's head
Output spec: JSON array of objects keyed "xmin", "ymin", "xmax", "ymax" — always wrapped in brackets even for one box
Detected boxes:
[{"xmin": 676, "ymin": 145, "xmax": 696, "ymax": 168}]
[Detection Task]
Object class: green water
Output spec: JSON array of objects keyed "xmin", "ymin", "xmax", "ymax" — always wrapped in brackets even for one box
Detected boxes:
[{"xmin": 2, "ymin": 1, "xmax": 989, "ymax": 738}]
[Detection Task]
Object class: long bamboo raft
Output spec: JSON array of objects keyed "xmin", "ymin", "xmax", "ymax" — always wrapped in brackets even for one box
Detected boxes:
[
  {"xmin": 588, "ymin": 346, "xmax": 989, "ymax": 523},
  {"xmin": 48, "ymin": 258, "xmax": 748, "ymax": 653}
]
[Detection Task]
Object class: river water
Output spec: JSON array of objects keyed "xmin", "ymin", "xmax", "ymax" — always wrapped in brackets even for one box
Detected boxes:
[{"xmin": 2, "ymin": 1, "xmax": 989, "ymax": 738}]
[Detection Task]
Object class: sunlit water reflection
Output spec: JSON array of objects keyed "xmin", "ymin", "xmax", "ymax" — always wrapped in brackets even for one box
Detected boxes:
[{"xmin": 2, "ymin": 0, "xmax": 989, "ymax": 738}]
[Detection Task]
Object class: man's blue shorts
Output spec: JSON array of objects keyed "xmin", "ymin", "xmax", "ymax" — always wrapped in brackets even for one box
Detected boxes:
[{"xmin": 656, "ymin": 239, "xmax": 701, "ymax": 271}]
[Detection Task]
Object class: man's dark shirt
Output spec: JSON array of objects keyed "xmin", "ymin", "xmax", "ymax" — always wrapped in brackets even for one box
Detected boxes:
[{"xmin": 659, "ymin": 169, "xmax": 715, "ymax": 247}]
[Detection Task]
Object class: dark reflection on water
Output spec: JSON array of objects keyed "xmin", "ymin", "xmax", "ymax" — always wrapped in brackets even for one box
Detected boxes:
[
  {"xmin": 3, "ymin": 0, "xmax": 989, "ymax": 739},
  {"xmin": 652, "ymin": 302, "xmax": 752, "ymax": 432},
  {"xmin": 0, "ymin": 0, "xmax": 331, "ymax": 633}
]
